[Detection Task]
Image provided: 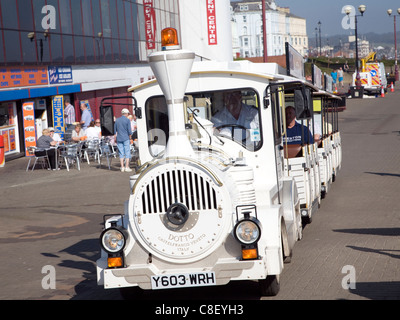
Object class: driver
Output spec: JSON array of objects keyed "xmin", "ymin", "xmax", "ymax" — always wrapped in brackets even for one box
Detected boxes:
[{"xmin": 211, "ymin": 90, "xmax": 259, "ymax": 139}]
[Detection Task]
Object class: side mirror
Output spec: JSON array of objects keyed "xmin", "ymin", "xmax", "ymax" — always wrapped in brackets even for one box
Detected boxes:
[
  {"xmin": 135, "ymin": 107, "xmax": 142, "ymax": 119},
  {"xmin": 100, "ymin": 105, "xmax": 114, "ymax": 136},
  {"xmin": 294, "ymin": 88, "xmax": 312, "ymax": 120}
]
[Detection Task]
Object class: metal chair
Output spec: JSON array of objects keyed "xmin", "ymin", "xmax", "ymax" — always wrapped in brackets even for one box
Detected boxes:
[
  {"xmin": 130, "ymin": 142, "xmax": 140, "ymax": 168},
  {"xmin": 26, "ymin": 146, "xmax": 51, "ymax": 171},
  {"xmin": 99, "ymin": 139, "xmax": 117, "ymax": 170},
  {"xmin": 84, "ymin": 139, "xmax": 101, "ymax": 165},
  {"xmin": 59, "ymin": 144, "xmax": 81, "ymax": 171}
]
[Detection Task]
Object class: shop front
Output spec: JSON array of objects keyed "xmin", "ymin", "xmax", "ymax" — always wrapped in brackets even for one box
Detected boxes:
[{"xmin": 0, "ymin": 101, "xmax": 19, "ymax": 158}]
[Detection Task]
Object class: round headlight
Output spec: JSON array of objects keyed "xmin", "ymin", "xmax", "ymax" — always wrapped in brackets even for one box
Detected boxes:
[
  {"xmin": 101, "ymin": 228, "xmax": 127, "ymax": 253},
  {"xmin": 234, "ymin": 219, "xmax": 261, "ymax": 245}
]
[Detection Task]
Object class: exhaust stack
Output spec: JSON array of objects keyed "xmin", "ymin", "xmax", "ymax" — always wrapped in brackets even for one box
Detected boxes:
[{"xmin": 148, "ymin": 38, "xmax": 195, "ymax": 158}]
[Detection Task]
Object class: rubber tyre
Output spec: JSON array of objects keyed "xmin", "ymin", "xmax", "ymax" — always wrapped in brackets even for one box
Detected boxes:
[
  {"xmin": 259, "ymin": 275, "xmax": 280, "ymax": 296},
  {"xmin": 119, "ymin": 286, "xmax": 143, "ymax": 300}
]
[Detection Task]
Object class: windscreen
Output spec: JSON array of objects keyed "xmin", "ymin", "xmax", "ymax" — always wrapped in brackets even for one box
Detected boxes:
[{"xmin": 145, "ymin": 88, "xmax": 262, "ymax": 156}]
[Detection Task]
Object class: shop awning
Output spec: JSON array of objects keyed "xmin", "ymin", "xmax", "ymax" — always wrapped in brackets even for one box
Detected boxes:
[{"xmin": 0, "ymin": 84, "xmax": 82, "ymax": 102}]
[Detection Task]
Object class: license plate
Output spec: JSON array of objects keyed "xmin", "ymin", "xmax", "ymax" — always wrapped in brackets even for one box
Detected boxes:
[{"xmin": 151, "ymin": 271, "xmax": 216, "ymax": 290}]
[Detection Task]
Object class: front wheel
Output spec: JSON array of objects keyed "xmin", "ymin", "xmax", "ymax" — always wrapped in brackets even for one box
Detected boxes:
[
  {"xmin": 259, "ymin": 275, "xmax": 280, "ymax": 296},
  {"xmin": 119, "ymin": 286, "xmax": 143, "ymax": 300}
]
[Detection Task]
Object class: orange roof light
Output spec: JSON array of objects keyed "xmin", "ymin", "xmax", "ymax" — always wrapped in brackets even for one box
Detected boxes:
[{"xmin": 161, "ymin": 28, "xmax": 179, "ymax": 48}]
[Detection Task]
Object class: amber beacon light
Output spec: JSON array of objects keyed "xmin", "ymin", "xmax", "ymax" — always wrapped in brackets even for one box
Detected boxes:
[{"xmin": 161, "ymin": 27, "xmax": 179, "ymax": 50}]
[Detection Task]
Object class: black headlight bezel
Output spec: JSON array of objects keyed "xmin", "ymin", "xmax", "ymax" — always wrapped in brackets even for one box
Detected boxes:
[
  {"xmin": 100, "ymin": 226, "xmax": 128, "ymax": 254},
  {"xmin": 233, "ymin": 217, "xmax": 262, "ymax": 245}
]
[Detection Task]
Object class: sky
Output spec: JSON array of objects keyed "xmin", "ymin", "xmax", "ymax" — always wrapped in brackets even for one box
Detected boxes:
[{"xmin": 277, "ymin": 0, "xmax": 400, "ymax": 37}]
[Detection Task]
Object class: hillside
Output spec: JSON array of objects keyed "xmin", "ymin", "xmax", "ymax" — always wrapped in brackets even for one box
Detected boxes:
[{"xmin": 323, "ymin": 32, "xmax": 396, "ymax": 49}]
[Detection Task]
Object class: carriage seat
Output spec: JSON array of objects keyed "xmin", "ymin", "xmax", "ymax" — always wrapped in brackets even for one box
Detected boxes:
[{"xmin": 283, "ymin": 144, "xmax": 303, "ymax": 158}]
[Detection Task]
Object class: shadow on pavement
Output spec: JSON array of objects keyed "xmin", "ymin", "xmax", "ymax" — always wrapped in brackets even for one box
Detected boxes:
[
  {"xmin": 349, "ymin": 281, "xmax": 400, "ymax": 300},
  {"xmin": 333, "ymin": 227, "xmax": 400, "ymax": 237}
]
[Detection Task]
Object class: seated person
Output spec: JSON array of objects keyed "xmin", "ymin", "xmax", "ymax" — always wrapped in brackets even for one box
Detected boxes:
[
  {"xmin": 36, "ymin": 128, "xmax": 58, "ymax": 170},
  {"xmin": 48, "ymin": 127, "xmax": 63, "ymax": 144},
  {"xmin": 211, "ymin": 90, "xmax": 259, "ymax": 142},
  {"xmin": 307, "ymin": 118, "xmax": 321, "ymax": 142},
  {"xmin": 85, "ymin": 120, "xmax": 101, "ymax": 140},
  {"xmin": 94, "ymin": 119, "xmax": 102, "ymax": 136},
  {"xmin": 71, "ymin": 124, "xmax": 86, "ymax": 142},
  {"xmin": 284, "ymin": 106, "xmax": 314, "ymax": 145}
]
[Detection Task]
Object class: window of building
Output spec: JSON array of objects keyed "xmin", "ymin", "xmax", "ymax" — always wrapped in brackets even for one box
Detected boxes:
[{"xmin": 0, "ymin": 0, "xmax": 179, "ymax": 66}]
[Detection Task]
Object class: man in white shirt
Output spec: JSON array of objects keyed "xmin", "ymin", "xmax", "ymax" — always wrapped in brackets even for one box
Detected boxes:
[
  {"xmin": 48, "ymin": 127, "xmax": 62, "ymax": 143},
  {"xmin": 211, "ymin": 90, "xmax": 259, "ymax": 144}
]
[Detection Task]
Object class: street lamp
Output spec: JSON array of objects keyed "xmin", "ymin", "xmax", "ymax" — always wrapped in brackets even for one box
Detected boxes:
[
  {"xmin": 318, "ymin": 21, "xmax": 322, "ymax": 56},
  {"xmin": 345, "ymin": 5, "xmax": 366, "ymax": 88},
  {"xmin": 27, "ymin": 31, "xmax": 49, "ymax": 63},
  {"xmin": 314, "ymin": 27, "xmax": 319, "ymax": 56},
  {"xmin": 387, "ymin": 8, "xmax": 400, "ymax": 82}
]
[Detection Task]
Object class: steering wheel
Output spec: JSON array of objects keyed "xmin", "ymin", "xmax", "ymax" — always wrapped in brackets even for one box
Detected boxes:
[{"xmin": 215, "ymin": 124, "xmax": 248, "ymax": 142}]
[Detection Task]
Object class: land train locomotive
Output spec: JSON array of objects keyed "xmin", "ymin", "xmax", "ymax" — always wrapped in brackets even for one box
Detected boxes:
[{"xmin": 96, "ymin": 30, "xmax": 341, "ymax": 297}]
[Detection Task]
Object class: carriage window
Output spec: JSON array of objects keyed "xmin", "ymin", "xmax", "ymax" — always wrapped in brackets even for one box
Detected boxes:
[
  {"xmin": 145, "ymin": 96, "xmax": 169, "ymax": 157},
  {"xmin": 145, "ymin": 88, "xmax": 262, "ymax": 154},
  {"xmin": 270, "ymin": 87, "xmax": 283, "ymax": 145}
]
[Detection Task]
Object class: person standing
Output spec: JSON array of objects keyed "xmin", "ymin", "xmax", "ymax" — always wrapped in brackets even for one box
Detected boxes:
[
  {"xmin": 64, "ymin": 99, "xmax": 75, "ymax": 126},
  {"xmin": 338, "ymin": 67, "xmax": 344, "ymax": 88},
  {"xmin": 114, "ymin": 108, "xmax": 133, "ymax": 172},
  {"xmin": 128, "ymin": 114, "xmax": 137, "ymax": 139},
  {"xmin": 331, "ymin": 69, "xmax": 338, "ymax": 85},
  {"xmin": 80, "ymin": 101, "xmax": 92, "ymax": 131},
  {"xmin": 344, "ymin": 62, "xmax": 349, "ymax": 73}
]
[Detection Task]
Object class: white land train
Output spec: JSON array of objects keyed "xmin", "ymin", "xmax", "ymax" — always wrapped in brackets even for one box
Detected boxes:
[{"xmin": 96, "ymin": 48, "xmax": 336, "ymax": 297}]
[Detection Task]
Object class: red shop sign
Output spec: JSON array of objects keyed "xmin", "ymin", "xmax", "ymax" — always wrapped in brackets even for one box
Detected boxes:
[
  {"xmin": 143, "ymin": 0, "xmax": 156, "ymax": 50},
  {"xmin": 206, "ymin": 0, "xmax": 217, "ymax": 45}
]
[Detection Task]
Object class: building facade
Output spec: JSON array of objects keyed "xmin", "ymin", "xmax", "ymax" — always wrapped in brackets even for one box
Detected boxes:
[
  {"xmin": 231, "ymin": 0, "xmax": 308, "ymax": 59},
  {"xmin": 0, "ymin": 0, "xmax": 231, "ymax": 160}
]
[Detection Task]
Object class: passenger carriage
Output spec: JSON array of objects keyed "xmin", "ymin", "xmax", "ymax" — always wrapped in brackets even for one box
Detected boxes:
[
  {"xmin": 329, "ymin": 96, "xmax": 342, "ymax": 181},
  {"xmin": 313, "ymin": 91, "xmax": 342, "ymax": 197},
  {"xmin": 276, "ymin": 79, "xmax": 321, "ymax": 224}
]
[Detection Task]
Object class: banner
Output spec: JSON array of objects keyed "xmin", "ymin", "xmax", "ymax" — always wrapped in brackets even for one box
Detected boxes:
[
  {"xmin": 22, "ymin": 102, "xmax": 36, "ymax": 156},
  {"xmin": 0, "ymin": 67, "xmax": 48, "ymax": 89},
  {"xmin": 52, "ymin": 96, "xmax": 65, "ymax": 140},
  {"xmin": 206, "ymin": 0, "xmax": 218, "ymax": 45},
  {"xmin": 143, "ymin": 0, "xmax": 156, "ymax": 50},
  {"xmin": 285, "ymin": 42, "xmax": 304, "ymax": 80},
  {"xmin": 48, "ymin": 66, "xmax": 73, "ymax": 84}
]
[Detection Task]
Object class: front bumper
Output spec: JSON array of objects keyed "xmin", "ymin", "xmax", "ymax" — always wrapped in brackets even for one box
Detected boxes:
[{"xmin": 97, "ymin": 245, "xmax": 281, "ymax": 290}]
